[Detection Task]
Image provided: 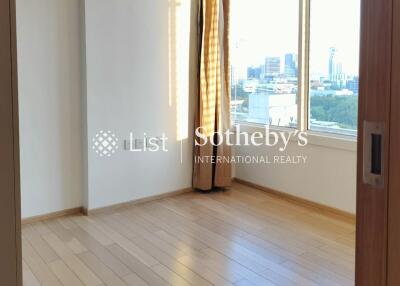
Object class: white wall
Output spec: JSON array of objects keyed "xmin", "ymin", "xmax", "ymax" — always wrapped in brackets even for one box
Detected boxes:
[
  {"xmin": 16, "ymin": 0, "xmax": 83, "ymax": 218},
  {"xmin": 83, "ymin": 0, "xmax": 197, "ymax": 210},
  {"xmin": 16, "ymin": 0, "xmax": 355, "ymax": 217},
  {"xmin": 17, "ymin": 0, "xmax": 197, "ymax": 216},
  {"xmin": 234, "ymin": 128, "xmax": 357, "ymax": 214}
]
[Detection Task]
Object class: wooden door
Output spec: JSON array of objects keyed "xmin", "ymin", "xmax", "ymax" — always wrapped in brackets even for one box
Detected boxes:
[
  {"xmin": 356, "ymin": 0, "xmax": 400, "ymax": 285},
  {"xmin": 0, "ymin": 0, "xmax": 22, "ymax": 285},
  {"xmin": 387, "ymin": 0, "xmax": 400, "ymax": 284}
]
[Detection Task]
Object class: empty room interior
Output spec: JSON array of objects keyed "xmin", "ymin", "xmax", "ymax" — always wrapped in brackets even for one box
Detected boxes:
[{"xmin": 15, "ymin": 0, "xmax": 365, "ymax": 285}]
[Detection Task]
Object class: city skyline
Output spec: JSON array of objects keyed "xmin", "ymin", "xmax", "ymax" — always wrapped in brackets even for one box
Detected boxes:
[
  {"xmin": 235, "ymin": 46, "xmax": 357, "ymax": 82},
  {"xmin": 230, "ymin": 0, "xmax": 360, "ymax": 134},
  {"xmin": 231, "ymin": 0, "xmax": 361, "ymax": 77}
]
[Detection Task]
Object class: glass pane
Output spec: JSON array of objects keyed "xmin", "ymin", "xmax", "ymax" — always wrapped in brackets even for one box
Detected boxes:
[
  {"xmin": 230, "ymin": 0, "xmax": 299, "ymax": 127},
  {"xmin": 309, "ymin": 0, "xmax": 360, "ymax": 136}
]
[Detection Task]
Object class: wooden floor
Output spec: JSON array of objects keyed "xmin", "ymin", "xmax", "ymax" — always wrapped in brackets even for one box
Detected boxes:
[{"xmin": 22, "ymin": 183, "xmax": 355, "ymax": 286}]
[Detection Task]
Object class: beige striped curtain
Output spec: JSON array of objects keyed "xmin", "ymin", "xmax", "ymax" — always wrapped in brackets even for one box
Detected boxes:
[{"xmin": 193, "ymin": 0, "xmax": 232, "ymax": 191}]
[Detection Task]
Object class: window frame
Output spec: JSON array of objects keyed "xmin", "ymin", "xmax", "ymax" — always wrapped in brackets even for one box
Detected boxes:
[{"xmin": 297, "ymin": 0, "xmax": 310, "ymax": 133}]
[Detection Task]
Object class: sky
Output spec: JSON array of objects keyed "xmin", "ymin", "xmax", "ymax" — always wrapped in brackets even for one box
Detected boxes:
[{"xmin": 231, "ymin": 0, "xmax": 361, "ymax": 77}]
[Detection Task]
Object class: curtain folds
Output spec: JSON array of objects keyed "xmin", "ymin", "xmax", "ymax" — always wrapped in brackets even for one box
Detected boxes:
[{"xmin": 193, "ymin": 0, "xmax": 232, "ymax": 191}]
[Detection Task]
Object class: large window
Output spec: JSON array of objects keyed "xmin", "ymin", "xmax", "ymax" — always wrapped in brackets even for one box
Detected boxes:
[
  {"xmin": 309, "ymin": 0, "xmax": 360, "ymax": 135},
  {"xmin": 231, "ymin": 0, "xmax": 299, "ymax": 127},
  {"xmin": 231, "ymin": 0, "xmax": 361, "ymax": 136}
]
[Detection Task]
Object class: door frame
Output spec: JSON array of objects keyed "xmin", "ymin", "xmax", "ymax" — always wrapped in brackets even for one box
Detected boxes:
[
  {"xmin": 356, "ymin": 0, "xmax": 400, "ymax": 285},
  {"xmin": 2, "ymin": 0, "xmax": 400, "ymax": 285},
  {"xmin": 388, "ymin": 0, "xmax": 400, "ymax": 284},
  {"xmin": 0, "ymin": 0, "xmax": 22, "ymax": 285}
]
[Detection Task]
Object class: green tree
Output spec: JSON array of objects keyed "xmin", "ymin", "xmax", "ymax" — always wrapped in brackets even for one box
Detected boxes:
[{"xmin": 310, "ymin": 95, "xmax": 358, "ymax": 129}]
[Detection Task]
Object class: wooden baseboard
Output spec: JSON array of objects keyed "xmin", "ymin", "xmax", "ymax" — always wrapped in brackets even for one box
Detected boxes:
[
  {"xmin": 83, "ymin": 187, "xmax": 193, "ymax": 215},
  {"xmin": 21, "ymin": 207, "xmax": 83, "ymax": 225},
  {"xmin": 22, "ymin": 181, "xmax": 353, "ymax": 225},
  {"xmin": 234, "ymin": 178, "xmax": 356, "ymax": 224},
  {"xmin": 22, "ymin": 188, "xmax": 193, "ymax": 223}
]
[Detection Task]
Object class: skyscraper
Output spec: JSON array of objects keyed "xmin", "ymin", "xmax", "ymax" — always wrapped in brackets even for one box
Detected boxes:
[
  {"xmin": 264, "ymin": 57, "xmax": 281, "ymax": 77},
  {"xmin": 328, "ymin": 47, "xmax": 343, "ymax": 82},
  {"xmin": 284, "ymin": 53, "xmax": 297, "ymax": 77},
  {"xmin": 247, "ymin": 66, "xmax": 262, "ymax": 79},
  {"xmin": 346, "ymin": 77, "xmax": 359, "ymax": 95}
]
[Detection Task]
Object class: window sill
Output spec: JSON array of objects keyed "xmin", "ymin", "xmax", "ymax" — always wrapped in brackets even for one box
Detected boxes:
[
  {"xmin": 232, "ymin": 122, "xmax": 357, "ymax": 152},
  {"xmin": 305, "ymin": 131, "xmax": 357, "ymax": 152}
]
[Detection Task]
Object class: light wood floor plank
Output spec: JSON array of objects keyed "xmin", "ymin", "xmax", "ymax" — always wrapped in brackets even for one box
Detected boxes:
[
  {"xmin": 128, "ymin": 207, "xmax": 210, "ymax": 251},
  {"xmin": 151, "ymin": 264, "xmax": 192, "ymax": 286},
  {"xmin": 49, "ymin": 260, "xmax": 85, "ymax": 286},
  {"xmin": 200, "ymin": 248, "xmax": 277, "ymax": 286},
  {"xmin": 22, "ymin": 224, "xmax": 59, "ymax": 263},
  {"xmin": 78, "ymin": 251, "xmax": 127, "ymax": 286},
  {"xmin": 66, "ymin": 223, "xmax": 132, "ymax": 277},
  {"xmin": 281, "ymin": 260, "xmax": 349, "ymax": 286},
  {"xmin": 22, "ymin": 239, "xmax": 63, "ymax": 286},
  {"xmin": 177, "ymin": 255, "xmax": 235, "ymax": 286},
  {"xmin": 88, "ymin": 215, "xmax": 159, "ymax": 267},
  {"xmin": 23, "ymin": 183, "xmax": 355, "ymax": 286},
  {"xmin": 122, "ymin": 273, "xmax": 149, "ymax": 286},
  {"xmin": 115, "ymin": 230, "xmax": 214, "ymax": 286},
  {"xmin": 107, "ymin": 244, "xmax": 169, "ymax": 286},
  {"xmin": 70, "ymin": 216, "xmax": 114, "ymax": 246},
  {"xmin": 235, "ymin": 279, "xmax": 259, "ymax": 286},
  {"xmin": 22, "ymin": 261, "xmax": 41, "ymax": 286},
  {"xmin": 42, "ymin": 233, "xmax": 102, "ymax": 286}
]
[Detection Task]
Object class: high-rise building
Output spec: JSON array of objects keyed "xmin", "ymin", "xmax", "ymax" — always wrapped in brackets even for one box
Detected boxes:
[
  {"xmin": 284, "ymin": 53, "xmax": 297, "ymax": 77},
  {"xmin": 264, "ymin": 57, "xmax": 281, "ymax": 77},
  {"xmin": 329, "ymin": 47, "xmax": 337, "ymax": 81},
  {"xmin": 328, "ymin": 47, "xmax": 346, "ymax": 87},
  {"xmin": 329, "ymin": 47, "xmax": 343, "ymax": 81},
  {"xmin": 346, "ymin": 77, "xmax": 359, "ymax": 95},
  {"xmin": 247, "ymin": 66, "xmax": 262, "ymax": 79}
]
